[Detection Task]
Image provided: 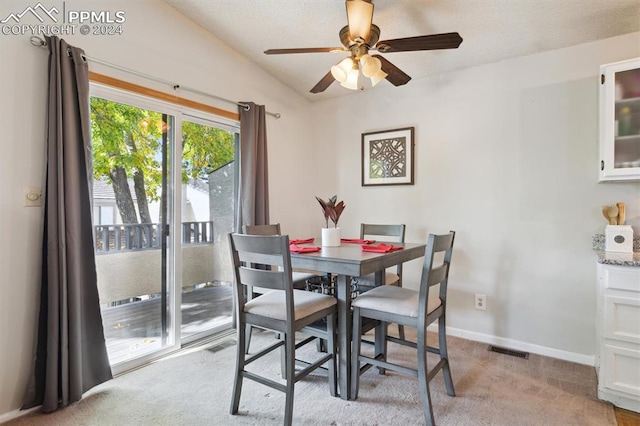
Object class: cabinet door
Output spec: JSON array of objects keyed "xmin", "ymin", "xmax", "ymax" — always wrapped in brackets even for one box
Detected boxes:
[
  {"xmin": 603, "ymin": 344, "xmax": 640, "ymax": 396},
  {"xmin": 599, "ymin": 58, "xmax": 640, "ymax": 182},
  {"xmin": 605, "ymin": 295, "xmax": 640, "ymax": 344}
]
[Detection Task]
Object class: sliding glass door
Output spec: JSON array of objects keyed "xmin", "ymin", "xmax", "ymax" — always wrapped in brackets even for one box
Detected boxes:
[
  {"xmin": 179, "ymin": 115, "xmax": 236, "ymax": 343},
  {"xmin": 90, "ymin": 85, "xmax": 237, "ymax": 372}
]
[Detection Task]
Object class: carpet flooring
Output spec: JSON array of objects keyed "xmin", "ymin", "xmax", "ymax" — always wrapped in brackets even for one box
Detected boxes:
[{"xmin": 4, "ymin": 329, "xmax": 616, "ymax": 425}]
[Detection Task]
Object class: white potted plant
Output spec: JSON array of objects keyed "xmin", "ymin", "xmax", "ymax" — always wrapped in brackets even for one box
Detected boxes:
[{"xmin": 316, "ymin": 195, "xmax": 346, "ymax": 247}]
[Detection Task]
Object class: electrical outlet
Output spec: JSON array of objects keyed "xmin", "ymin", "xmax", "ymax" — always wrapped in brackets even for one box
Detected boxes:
[{"xmin": 474, "ymin": 294, "xmax": 487, "ymax": 310}]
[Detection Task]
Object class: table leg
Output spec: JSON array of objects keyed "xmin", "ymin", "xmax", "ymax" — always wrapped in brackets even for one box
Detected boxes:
[
  {"xmin": 373, "ymin": 270, "xmax": 385, "ymax": 373},
  {"xmin": 375, "ymin": 270, "xmax": 384, "ymax": 287},
  {"xmin": 336, "ymin": 274, "xmax": 353, "ymax": 400}
]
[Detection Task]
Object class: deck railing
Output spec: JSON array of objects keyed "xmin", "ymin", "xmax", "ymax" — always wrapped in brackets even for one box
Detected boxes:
[{"xmin": 95, "ymin": 221, "xmax": 214, "ymax": 253}]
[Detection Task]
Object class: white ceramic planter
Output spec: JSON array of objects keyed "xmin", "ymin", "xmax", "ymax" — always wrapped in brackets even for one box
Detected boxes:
[{"xmin": 321, "ymin": 227, "xmax": 341, "ymax": 247}]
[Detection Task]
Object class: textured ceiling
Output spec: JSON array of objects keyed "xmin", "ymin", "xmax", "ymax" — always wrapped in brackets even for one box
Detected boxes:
[{"xmin": 160, "ymin": 0, "xmax": 640, "ymax": 102}]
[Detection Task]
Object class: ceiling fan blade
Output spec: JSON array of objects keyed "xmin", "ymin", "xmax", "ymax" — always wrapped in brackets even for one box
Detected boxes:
[
  {"xmin": 375, "ymin": 32, "xmax": 463, "ymax": 53},
  {"xmin": 373, "ymin": 55, "xmax": 411, "ymax": 86},
  {"xmin": 310, "ymin": 71, "xmax": 335, "ymax": 93},
  {"xmin": 346, "ymin": 0, "xmax": 374, "ymax": 43},
  {"xmin": 264, "ymin": 47, "xmax": 345, "ymax": 55}
]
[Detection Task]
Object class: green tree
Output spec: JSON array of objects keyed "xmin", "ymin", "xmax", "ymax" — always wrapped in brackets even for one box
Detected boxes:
[
  {"xmin": 90, "ymin": 97, "xmax": 235, "ymax": 224},
  {"xmin": 182, "ymin": 121, "xmax": 235, "ymax": 180}
]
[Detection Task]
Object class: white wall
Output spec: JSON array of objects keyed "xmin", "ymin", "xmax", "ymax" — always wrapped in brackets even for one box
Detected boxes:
[
  {"xmin": 309, "ymin": 32, "xmax": 640, "ymax": 362},
  {"xmin": 0, "ymin": 0, "xmax": 316, "ymax": 417}
]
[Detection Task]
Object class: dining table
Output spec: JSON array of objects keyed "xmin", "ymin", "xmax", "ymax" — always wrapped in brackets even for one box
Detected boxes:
[{"xmin": 289, "ymin": 240, "xmax": 427, "ymax": 400}]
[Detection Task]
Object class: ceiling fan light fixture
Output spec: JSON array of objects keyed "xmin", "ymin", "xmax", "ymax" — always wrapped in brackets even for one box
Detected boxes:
[
  {"xmin": 330, "ymin": 65, "xmax": 347, "ymax": 83},
  {"xmin": 330, "ymin": 57, "xmax": 353, "ymax": 83},
  {"xmin": 346, "ymin": 0, "xmax": 373, "ymax": 43},
  {"xmin": 330, "ymin": 66, "xmax": 347, "ymax": 83},
  {"xmin": 360, "ymin": 54, "xmax": 381, "ymax": 78},
  {"xmin": 340, "ymin": 67, "xmax": 362, "ymax": 90},
  {"xmin": 370, "ymin": 69, "xmax": 387, "ymax": 87}
]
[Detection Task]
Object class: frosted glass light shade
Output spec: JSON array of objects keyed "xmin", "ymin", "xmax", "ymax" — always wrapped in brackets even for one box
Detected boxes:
[
  {"xmin": 370, "ymin": 69, "xmax": 388, "ymax": 86},
  {"xmin": 330, "ymin": 58, "xmax": 353, "ymax": 83},
  {"xmin": 330, "ymin": 66, "xmax": 347, "ymax": 83},
  {"xmin": 360, "ymin": 54, "xmax": 381, "ymax": 78},
  {"xmin": 340, "ymin": 68, "xmax": 361, "ymax": 90}
]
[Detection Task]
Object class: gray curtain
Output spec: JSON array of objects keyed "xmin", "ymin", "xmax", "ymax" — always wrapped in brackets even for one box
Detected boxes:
[
  {"xmin": 22, "ymin": 36, "xmax": 112, "ymax": 413},
  {"xmin": 236, "ymin": 102, "xmax": 270, "ymax": 232}
]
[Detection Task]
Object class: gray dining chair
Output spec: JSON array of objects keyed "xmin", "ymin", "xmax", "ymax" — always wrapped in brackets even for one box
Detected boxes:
[
  {"xmin": 229, "ymin": 233, "xmax": 337, "ymax": 425},
  {"xmin": 242, "ymin": 223, "xmax": 323, "ymax": 353},
  {"xmin": 243, "ymin": 224, "xmax": 319, "ymax": 287},
  {"xmin": 350, "ymin": 231, "xmax": 456, "ymax": 426},
  {"xmin": 355, "ymin": 223, "xmax": 406, "ymax": 339}
]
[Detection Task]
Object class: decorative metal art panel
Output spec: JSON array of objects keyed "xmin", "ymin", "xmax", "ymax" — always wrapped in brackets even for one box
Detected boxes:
[{"xmin": 362, "ymin": 127, "xmax": 414, "ymax": 186}]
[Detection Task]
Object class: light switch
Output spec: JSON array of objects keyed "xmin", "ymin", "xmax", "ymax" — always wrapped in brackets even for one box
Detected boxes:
[{"xmin": 24, "ymin": 187, "xmax": 42, "ymax": 207}]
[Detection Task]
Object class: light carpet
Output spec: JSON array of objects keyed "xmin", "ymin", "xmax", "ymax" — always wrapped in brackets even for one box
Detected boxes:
[{"xmin": 4, "ymin": 329, "xmax": 615, "ymax": 425}]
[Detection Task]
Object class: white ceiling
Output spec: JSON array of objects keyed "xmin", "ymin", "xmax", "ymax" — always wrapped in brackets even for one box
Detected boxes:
[{"xmin": 160, "ymin": 0, "xmax": 640, "ymax": 102}]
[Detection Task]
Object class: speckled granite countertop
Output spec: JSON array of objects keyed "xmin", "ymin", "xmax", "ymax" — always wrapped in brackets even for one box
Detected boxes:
[{"xmin": 593, "ymin": 234, "xmax": 640, "ymax": 267}]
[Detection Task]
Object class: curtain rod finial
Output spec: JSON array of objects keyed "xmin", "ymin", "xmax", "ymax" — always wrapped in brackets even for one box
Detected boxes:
[{"xmin": 30, "ymin": 36, "xmax": 46, "ymax": 47}]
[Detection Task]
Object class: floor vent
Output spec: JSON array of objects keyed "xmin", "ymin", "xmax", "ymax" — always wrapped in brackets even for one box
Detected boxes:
[
  {"xmin": 206, "ymin": 340, "xmax": 236, "ymax": 354},
  {"xmin": 488, "ymin": 345, "xmax": 529, "ymax": 359}
]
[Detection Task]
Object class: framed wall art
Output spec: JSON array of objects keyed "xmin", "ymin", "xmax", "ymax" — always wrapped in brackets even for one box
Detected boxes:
[{"xmin": 361, "ymin": 127, "xmax": 414, "ymax": 186}]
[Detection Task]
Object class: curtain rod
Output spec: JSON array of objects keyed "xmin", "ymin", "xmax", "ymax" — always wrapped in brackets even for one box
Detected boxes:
[{"xmin": 29, "ymin": 36, "xmax": 281, "ymax": 119}]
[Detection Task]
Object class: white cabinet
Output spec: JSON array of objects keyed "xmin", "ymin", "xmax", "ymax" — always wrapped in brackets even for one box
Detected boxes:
[
  {"xmin": 596, "ymin": 263, "xmax": 640, "ymax": 412},
  {"xmin": 599, "ymin": 58, "xmax": 640, "ymax": 182}
]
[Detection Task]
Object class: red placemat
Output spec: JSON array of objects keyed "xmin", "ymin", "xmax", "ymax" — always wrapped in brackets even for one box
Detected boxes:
[
  {"xmin": 361, "ymin": 243, "xmax": 403, "ymax": 253},
  {"xmin": 290, "ymin": 244, "xmax": 321, "ymax": 253},
  {"xmin": 290, "ymin": 238, "xmax": 315, "ymax": 245},
  {"xmin": 340, "ymin": 238, "xmax": 375, "ymax": 244}
]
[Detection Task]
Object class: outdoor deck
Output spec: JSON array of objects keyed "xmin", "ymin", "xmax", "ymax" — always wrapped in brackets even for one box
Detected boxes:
[{"xmin": 101, "ymin": 285, "xmax": 233, "ymax": 364}]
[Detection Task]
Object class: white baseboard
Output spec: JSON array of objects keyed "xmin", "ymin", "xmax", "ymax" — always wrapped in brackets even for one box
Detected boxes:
[
  {"xmin": 0, "ymin": 405, "xmax": 40, "ymax": 423},
  {"xmin": 428, "ymin": 324, "xmax": 596, "ymax": 366}
]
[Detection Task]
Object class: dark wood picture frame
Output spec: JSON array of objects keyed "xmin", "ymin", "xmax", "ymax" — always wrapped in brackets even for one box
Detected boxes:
[{"xmin": 361, "ymin": 127, "xmax": 415, "ymax": 186}]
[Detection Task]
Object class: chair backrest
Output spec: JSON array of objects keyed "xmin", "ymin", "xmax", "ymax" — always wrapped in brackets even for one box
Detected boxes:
[
  {"xmin": 418, "ymin": 231, "xmax": 455, "ymax": 321},
  {"xmin": 228, "ymin": 233, "xmax": 295, "ymax": 316},
  {"xmin": 242, "ymin": 224, "xmax": 282, "ymax": 271},
  {"xmin": 361, "ymin": 223, "xmax": 406, "ymax": 279},
  {"xmin": 243, "ymin": 223, "xmax": 281, "ymax": 236},
  {"xmin": 360, "ymin": 223, "xmax": 405, "ymax": 242}
]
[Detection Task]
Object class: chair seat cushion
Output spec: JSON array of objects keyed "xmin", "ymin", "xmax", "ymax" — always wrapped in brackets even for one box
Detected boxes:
[
  {"xmin": 245, "ymin": 289, "xmax": 336, "ymax": 321},
  {"xmin": 355, "ymin": 271, "xmax": 400, "ymax": 287},
  {"xmin": 351, "ymin": 285, "xmax": 440, "ymax": 317}
]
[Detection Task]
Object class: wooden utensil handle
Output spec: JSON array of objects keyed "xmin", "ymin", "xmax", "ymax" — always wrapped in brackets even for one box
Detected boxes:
[
  {"xmin": 617, "ymin": 202, "xmax": 626, "ymax": 226},
  {"xmin": 602, "ymin": 206, "xmax": 612, "ymax": 225}
]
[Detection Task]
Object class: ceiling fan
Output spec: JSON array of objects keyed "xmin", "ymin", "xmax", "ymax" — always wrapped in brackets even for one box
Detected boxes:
[{"xmin": 264, "ymin": 0, "xmax": 463, "ymax": 93}]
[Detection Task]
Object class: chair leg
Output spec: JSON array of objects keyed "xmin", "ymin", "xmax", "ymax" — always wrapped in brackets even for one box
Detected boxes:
[
  {"xmin": 284, "ymin": 331, "xmax": 296, "ymax": 426},
  {"xmin": 245, "ymin": 324, "xmax": 253, "ymax": 354},
  {"xmin": 417, "ymin": 327, "xmax": 436, "ymax": 426},
  {"xmin": 326, "ymin": 312, "xmax": 337, "ymax": 397},
  {"xmin": 350, "ymin": 307, "xmax": 362, "ymax": 399},
  {"xmin": 374, "ymin": 321, "xmax": 388, "ymax": 375},
  {"xmin": 280, "ymin": 333, "xmax": 287, "ymax": 379},
  {"xmin": 393, "ymin": 281, "xmax": 405, "ymax": 340},
  {"xmin": 398, "ymin": 324, "xmax": 405, "ymax": 340},
  {"xmin": 230, "ymin": 321, "xmax": 246, "ymax": 415},
  {"xmin": 438, "ymin": 315, "xmax": 455, "ymax": 397}
]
